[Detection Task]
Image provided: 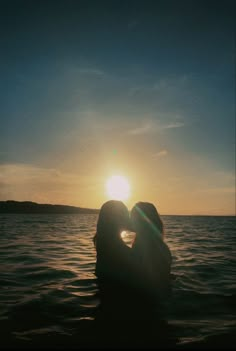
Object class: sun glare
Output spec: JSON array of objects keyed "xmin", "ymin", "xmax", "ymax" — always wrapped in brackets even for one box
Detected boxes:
[
  {"xmin": 121, "ymin": 230, "xmax": 127, "ymax": 238},
  {"xmin": 106, "ymin": 175, "xmax": 130, "ymax": 201}
]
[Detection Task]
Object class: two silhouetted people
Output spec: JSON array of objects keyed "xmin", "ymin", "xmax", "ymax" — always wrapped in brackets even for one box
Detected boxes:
[{"xmin": 93, "ymin": 200, "xmax": 172, "ymax": 345}]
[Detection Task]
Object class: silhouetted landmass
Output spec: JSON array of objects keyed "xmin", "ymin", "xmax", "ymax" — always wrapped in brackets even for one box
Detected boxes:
[{"xmin": 0, "ymin": 201, "xmax": 99, "ymax": 214}]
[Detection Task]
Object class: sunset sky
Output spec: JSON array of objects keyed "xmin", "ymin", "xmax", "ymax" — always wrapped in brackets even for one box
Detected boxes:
[{"xmin": 0, "ymin": 0, "xmax": 235, "ymax": 215}]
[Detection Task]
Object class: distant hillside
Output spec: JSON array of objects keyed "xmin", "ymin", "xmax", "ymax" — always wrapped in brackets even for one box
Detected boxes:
[{"xmin": 0, "ymin": 201, "xmax": 99, "ymax": 214}]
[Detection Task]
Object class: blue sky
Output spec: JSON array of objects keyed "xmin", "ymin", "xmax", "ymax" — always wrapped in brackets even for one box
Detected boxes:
[{"xmin": 0, "ymin": 0, "xmax": 235, "ymax": 214}]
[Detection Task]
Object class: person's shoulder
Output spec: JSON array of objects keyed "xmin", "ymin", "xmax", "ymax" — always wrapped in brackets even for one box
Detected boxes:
[
  {"xmin": 162, "ymin": 241, "xmax": 172, "ymax": 262},
  {"xmin": 152, "ymin": 238, "xmax": 172, "ymax": 263},
  {"xmin": 162, "ymin": 240, "xmax": 170, "ymax": 251}
]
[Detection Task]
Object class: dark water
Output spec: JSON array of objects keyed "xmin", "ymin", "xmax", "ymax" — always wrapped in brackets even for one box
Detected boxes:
[{"xmin": 0, "ymin": 214, "xmax": 236, "ymax": 347}]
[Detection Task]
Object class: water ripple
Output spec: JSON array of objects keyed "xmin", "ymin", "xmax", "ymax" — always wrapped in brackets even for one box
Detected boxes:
[{"xmin": 0, "ymin": 213, "xmax": 235, "ymax": 344}]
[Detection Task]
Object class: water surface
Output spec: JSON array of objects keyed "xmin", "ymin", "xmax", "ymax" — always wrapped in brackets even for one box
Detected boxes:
[{"xmin": 0, "ymin": 214, "xmax": 235, "ymax": 345}]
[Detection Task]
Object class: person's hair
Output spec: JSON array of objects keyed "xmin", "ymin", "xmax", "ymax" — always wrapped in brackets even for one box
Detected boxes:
[
  {"xmin": 130, "ymin": 202, "xmax": 164, "ymax": 239},
  {"xmin": 93, "ymin": 200, "xmax": 130, "ymax": 247}
]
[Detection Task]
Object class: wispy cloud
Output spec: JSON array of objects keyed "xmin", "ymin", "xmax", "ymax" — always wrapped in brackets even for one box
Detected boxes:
[
  {"xmin": 127, "ymin": 119, "xmax": 185, "ymax": 136},
  {"xmin": 127, "ymin": 123, "xmax": 152, "ymax": 135},
  {"xmin": 161, "ymin": 121, "xmax": 185, "ymax": 129},
  {"xmin": 152, "ymin": 149, "xmax": 168, "ymax": 158},
  {"xmin": 77, "ymin": 68, "xmax": 104, "ymax": 76},
  {"xmin": 128, "ymin": 74, "xmax": 190, "ymax": 97},
  {"xmin": 153, "ymin": 75, "xmax": 189, "ymax": 91},
  {"xmin": 65, "ymin": 63, "xmax": 105, "ymax": 77}
]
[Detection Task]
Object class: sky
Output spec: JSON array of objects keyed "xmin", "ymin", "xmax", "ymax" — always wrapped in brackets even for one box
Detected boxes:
[{"xmin": 0, "ymin": 0, "xmax": 235, "ymax": 215}]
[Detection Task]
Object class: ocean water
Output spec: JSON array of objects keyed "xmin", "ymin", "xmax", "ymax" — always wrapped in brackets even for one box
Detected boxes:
[{"xmin": 0, "ymin": 214, "xmax": 236, "ymax": 347}]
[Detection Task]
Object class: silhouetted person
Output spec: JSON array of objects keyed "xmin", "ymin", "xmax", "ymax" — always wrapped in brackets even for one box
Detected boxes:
[
  {"xmin": 94, "ymin": 200, "xmax": 142, "ymax": 326},
  {"xmin": 130, "ymin": 202, "xmax": 172, "ymax": 316}
]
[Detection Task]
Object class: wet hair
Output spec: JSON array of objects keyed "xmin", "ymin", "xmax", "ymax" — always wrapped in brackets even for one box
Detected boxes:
[
  {"xmin": 93, "ymin": 200, "xmax": 130, "ymax": 247},
  {"xmin": 130, "ymin": 202, "xmax": 164, "ymax": 239}
]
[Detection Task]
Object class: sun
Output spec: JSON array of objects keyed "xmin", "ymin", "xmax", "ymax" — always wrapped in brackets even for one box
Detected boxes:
[{"xmin": 106, "ymin": 175, "xmax": 131, "ymax": 201}]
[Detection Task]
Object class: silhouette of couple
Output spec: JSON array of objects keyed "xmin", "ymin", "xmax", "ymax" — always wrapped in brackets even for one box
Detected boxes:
[{"xmin": 93, "ymin": 200, "xmax": 172, "ymax": 337}]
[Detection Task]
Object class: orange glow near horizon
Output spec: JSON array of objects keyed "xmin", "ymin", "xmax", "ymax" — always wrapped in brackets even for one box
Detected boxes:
[{"xmin": 0, "ymin": 163, "xmax": 235, "ymax": 216}]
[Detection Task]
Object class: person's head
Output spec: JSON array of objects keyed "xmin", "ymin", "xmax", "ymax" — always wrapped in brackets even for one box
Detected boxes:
[
  {"xmin": 94, "ymin": 200, "xmax": 130, "ymax": 247},
  {"xmin": 130, "ymin": 202, "xmax": 164, "ymax": 240}
]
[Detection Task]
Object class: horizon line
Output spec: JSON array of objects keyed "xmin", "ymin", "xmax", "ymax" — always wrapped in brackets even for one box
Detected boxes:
[{"xmin": 1, "ymin": 200, "xmax": 235, "ymax": 217}]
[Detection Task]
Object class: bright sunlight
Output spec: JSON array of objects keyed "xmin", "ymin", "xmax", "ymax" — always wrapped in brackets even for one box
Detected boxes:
[{"xmin": 106, "ymin": 175, "xmax": 131, "ymax": 201}]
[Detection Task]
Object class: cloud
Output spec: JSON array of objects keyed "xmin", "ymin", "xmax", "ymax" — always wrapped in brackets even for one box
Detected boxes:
[
  {"xmin": 161, "ymin": 121, "xmax": 185, "ymax": 129},
  {"xmin": 152, "ymin": 150, "xmax": 168, "ymax": 158},
  {"xmin": 126, "ymin": 118, "xmax": 185, "ymax": 136},
  {"xmin": 128, "ymin": 75, "xmax": 190, "ymax": 97},
  {"xmin": 127, "ymin": 123, "xmax": 152, "ymax": 135},
  {"xmin": 153, "ymin": 75, "xmax": 189, "ymax": 91},
  {"xmin": 63, "ymin": 63, "xmax": 105, "ymax": 78},
  {"xmin": 77, "ymin": 68, "xmax": 104, "ymax": 76}
]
